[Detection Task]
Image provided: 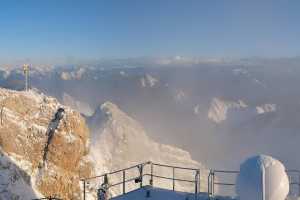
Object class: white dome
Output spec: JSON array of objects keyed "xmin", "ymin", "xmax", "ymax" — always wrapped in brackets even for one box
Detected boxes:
[{"xmin": 236, "ymin": 155, "xmax": 289, "ymax": 200}]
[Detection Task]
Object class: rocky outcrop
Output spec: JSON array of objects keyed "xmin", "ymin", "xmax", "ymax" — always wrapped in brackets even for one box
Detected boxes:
[{"xmin": 0, "ymin": 88, "xmax": 92, "ymax": 199}]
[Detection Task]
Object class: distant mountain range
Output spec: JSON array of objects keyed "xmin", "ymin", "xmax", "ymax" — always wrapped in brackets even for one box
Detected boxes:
[{"xmin": 1, "ymin": 59, "xmax": 300, "ymax": 171}]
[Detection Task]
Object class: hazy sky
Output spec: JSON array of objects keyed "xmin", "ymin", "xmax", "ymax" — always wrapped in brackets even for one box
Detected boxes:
[{"xmin": 0, "ymin": 0, "xmax": 299, "ymax": 61}]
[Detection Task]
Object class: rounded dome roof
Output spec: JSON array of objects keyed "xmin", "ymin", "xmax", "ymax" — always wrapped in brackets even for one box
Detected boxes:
[{"xmin": 236, "ymin": 155, "xmax": 289, "ymax": 200}]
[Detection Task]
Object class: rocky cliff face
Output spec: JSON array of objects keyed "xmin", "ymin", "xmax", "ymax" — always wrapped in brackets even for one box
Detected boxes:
[{"xmin": 0, "ymin": 88, "xmax": 92, "ymax": 199}]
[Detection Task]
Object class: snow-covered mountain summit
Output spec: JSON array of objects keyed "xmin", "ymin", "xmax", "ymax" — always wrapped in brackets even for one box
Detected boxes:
[{"xmin": 88, "ymin": 101, "xmax": 209, "ymax": 195}]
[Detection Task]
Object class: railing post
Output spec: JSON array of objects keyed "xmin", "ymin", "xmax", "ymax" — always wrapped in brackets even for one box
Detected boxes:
[
  {"xmin": 208, "ymin": 171, "xmax": 211, "ymax": 196},
  {"xmin": 195, "ymin": 169, "xmax": 200, "ymax": 194},
  {"xmin": 198, "ymin": 169, "xmax": 201, "ymax": 194},
  {"xmin": 139, "ymin": 164, "xmax": 144, "ymax": 188},
  {"xmin": 82, "ymin": 180, "xmax": 86, "ymax": 200},
  {"xmin": 298, "ymin": 172, "xmax": 300, "ymax": 197},
  {"xmin": 212, "ymin": 170, "xmax": 215, "ymax": 196},
  {"xmin": 172, "ymin": 167, "xmax": 175, "ymax": 191},
  {"xmin": 208, "ymin": 169, "xmax": 214, "ymax": 198},
  {"xmin": 123, "ymin": 170, "xmax": 126, "ymax": 194},
  {"xmin": 150, "ymin": 162, "xmax": 153, "ymax": 186}
]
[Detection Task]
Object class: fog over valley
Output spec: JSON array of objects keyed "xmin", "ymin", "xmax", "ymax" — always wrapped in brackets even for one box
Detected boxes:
[{"xmin": 1, "ymin": 57, "xmax": 300, "ymax": 171}]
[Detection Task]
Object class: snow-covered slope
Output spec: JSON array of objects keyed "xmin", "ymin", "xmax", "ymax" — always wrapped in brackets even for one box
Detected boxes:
[
  {"xmin": 87, "ymin": 102, "xmax": 209, "ymax": 196},
  {"xmin": 0, "ymin": 149, "xmax": 42, "ymax": 199}
]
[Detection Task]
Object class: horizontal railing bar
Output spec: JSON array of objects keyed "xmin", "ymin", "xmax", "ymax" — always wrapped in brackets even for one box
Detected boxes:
[
  {"xmin": 213, "ymin": 170, "xmax": 239, "ymax": 174},
  {"xmin": 150, "ymin": 174, "xmax": 196, "ymax": 183},
  {"xmin": 152, "ymin": 162, "xmax": 200, "ymax": 171},
  {"xmin": 287, "ymin": 170, "xmax": 300, "ymax": 173},
  {"xmin": 110, "ymin": 177, "xmax": 139, "ymax": 187},
  {"xmin": 81, "ymin": 162, "xmax": 150, "ymax": 181},
  {"xmin": 214, "ymin": 182, "xmax": 235, "ymax": 186}
]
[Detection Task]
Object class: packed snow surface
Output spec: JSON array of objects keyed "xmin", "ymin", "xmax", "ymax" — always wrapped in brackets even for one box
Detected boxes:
[{"xmin": 111, "ymin": 186, "xmax": 234, "ymax": 200}]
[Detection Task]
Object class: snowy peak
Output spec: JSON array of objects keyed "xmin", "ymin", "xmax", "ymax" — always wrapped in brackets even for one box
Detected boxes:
[
  {"xmin": 140, "ymin": 74, "xmax": 159, "ymax": 88},
  {"xmin": 208, "ymin": 97, "xmax": 277, "ymax": 127},
  {"xmin": 256, "ymin": 104, "xmax": 276, "ymax": 114},
  {"xmin": 208, "ymin": 98, "xmax": 248, "ymax": 123},
  {"xmin": 88, "ymin": 101, "xmax": 209, "ymax": 195}
]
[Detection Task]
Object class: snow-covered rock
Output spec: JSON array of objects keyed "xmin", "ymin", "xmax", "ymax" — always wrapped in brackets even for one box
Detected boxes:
[
  {"xmin": 140, "ymin": 74, "xmax": 159, "ymax": 88},
  {"xmin": 0, "ymin": 88, "xmax": 92, "ymax": 199},
  {"xmin": 174, "ymin": 89, "xmax": 188, "ymax": 103},
  {"xmin": 88, "ymin": 101, "xmax": 209, "ymax": 197},
  {"xmin": 256, "ymin": 104, "xmax": 276, "ymax": 114},
  {"xmin": 208, "ymin": 98, "xmax": 248, "ymax": 123},
  {"xmin": 60, "ymin": 67, "xmax": 86, "ymax": 80},
  {"xmin": 0, "ymin": 149, "xmax": 42, "ymax": 199}
]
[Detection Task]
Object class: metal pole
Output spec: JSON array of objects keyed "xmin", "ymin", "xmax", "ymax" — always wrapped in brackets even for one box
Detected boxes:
[
  {"xmin": 23, "ymin": 64, "xmax": 29, "ymax": 91},
  {"xmin": 195, "ymin": 170, "xmax": 200, "ymax": 194},
  {"xmin": 172, "ymin": 167, "xmax": 175, "ymax": 191},
  {"xmin": 140, "ymin": 164, "xmax": 143, "ymax": 188},
  {"xmin": 150, "ymin": 163, "xmax": 153, "ymax": 186},
  {"xmin": 212, "ymin": 171, "xmax": 215, "ymax": 196},
  {"xmin": 208, "ymin": 172, "xmax": 211, "ymax": 196},
  {"xmin": 123, "ymin": 170, "xmax": 126, "ymax": 194},
  {"xmin": 198, "ymin": 169, "xmax": 201, "ymax": 194},
  {"xmin": 26, "ymin": 69, "xmax": 28, "ymax": 91},
  {"xmin": 83, "ymin": 180, "xmax": 86, "ymax": 200},
  {"xmin": 298, "ymin": 173, "xmax": 300, "ymax": 197}
]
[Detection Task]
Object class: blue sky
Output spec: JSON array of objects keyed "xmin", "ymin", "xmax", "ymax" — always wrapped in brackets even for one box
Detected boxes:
[{"xmin": 0, "ymin": 0, "xmax": 299, "ymax": 62}]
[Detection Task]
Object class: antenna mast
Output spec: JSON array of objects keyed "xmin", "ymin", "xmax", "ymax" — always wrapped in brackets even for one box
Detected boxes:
[{"xmin": 23, "ymin": 64, "xmax": 29, "ymax": 91}]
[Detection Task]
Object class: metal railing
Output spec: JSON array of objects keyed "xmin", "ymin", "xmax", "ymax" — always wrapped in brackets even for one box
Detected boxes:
[
  {"xmin": 287, "ymin": 170, "xmax": 300, "ymax": 196},
  {"xmin": 208, "ymin": 169, "xmax": 300, "ymax": 197},
  {"xmin": 81, "ymin": 161, "xmax": 201, "ymax": 200},
  {"xmin": 208, "ymin": 169, "xmax": 239, "ymax": 197},
  {"xmin": 31, "ymin": 162, "xmax": 300, "ymax": 199}
]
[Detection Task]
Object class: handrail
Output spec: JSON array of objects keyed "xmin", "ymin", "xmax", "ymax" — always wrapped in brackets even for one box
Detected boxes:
[
  {"xmin": 209, "ymin": 169, "xmax": 300, "ymax": 197},
  {"xmin": 81, "ymin": 161, "xmax": 201, "ymax": 200},
  {"xmin": 81, "ymin": 161, "xmax": 150, "ymax": 181},
  {"xmin": 152, "ymin": 162, "xmax": 200, "ymax": 171},
  {"xmin": 81, "ymin": 162, "xmax": 300, "ymax": 200}
]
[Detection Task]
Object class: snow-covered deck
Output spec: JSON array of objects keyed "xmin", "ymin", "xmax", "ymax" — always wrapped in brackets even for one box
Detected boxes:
[{"xmin": 111, "ymin": 186, "xmax": 234, "ymax": 200}]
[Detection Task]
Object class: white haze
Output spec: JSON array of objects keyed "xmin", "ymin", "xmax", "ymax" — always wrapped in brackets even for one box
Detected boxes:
[{"xmin": 1, "ymin": 56, "xmax": 300, "ymax": 172}]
